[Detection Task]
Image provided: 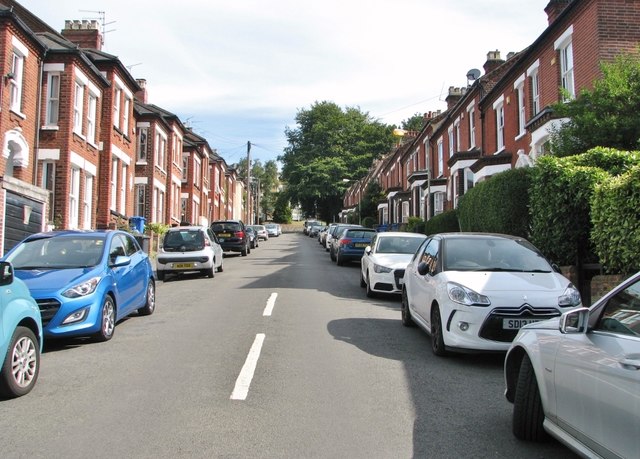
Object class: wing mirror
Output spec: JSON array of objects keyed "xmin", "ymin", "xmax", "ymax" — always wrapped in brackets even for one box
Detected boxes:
[
  {"xmin": 417, "ymin": 261, "xmax": 430, "ymax": 276},
  {"xmin": 559, "ymin": 307, "xmax": 589, "ymax": 334}
]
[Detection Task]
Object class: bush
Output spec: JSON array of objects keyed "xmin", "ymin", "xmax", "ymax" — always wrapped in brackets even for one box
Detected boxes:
[
  {"xmin": 361, "ymin": 216, "xmax": 377, "ymax": 228},
  {"xmin": 406, "ymin": 216, "xmax": 424, "ymax": 233},
  {"xmin": 591, "ymin": 165, "xmax": 640, "ymax": 274},
  {"xmin": 457, "ymin": 168, "xmax": 532, "ymax": 238},
  {"xmin": 424, "ymin": 209, "xmax": 459, "ymax": 235}
]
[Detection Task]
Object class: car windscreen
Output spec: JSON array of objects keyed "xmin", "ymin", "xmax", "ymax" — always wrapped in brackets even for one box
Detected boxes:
[
  {"xmin": 376, "ymin": 236, "xmax": 426, "ymax": 254},
  {"xmin": 443, "ymin": 237, "xmax": 553, "ymax": 273},
  {"xmin": 163, "ymin": 230, "xmax": 205, "ymax": 251},
  {"xmin": 7, "ymin": 237, "xmax": 105, "ymax": 269}
]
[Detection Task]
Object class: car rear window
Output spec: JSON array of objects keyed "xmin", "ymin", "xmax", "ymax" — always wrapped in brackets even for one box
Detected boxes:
[
  {"xmin": 344, "ymin": 230, "xmax": 376, "ymax": 238},
  {"xmin": 212, "ymin": 222, "xmax": 241, "ymax": 232},
  {"xmin": 163, "ymin": 230, "xmax": 205, "ymax": 249}
]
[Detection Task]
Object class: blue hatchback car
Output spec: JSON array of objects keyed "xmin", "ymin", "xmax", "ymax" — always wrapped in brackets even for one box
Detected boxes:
[
  {"xmin": 3, "ymin": 230, "xmax": 156, "ymax": 342},
  {"xmin": 335, "ymin": 228, "xmax": 378, "ymax": 266}
]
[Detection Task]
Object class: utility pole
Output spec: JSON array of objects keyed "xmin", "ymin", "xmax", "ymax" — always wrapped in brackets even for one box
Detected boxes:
[{"xmin": 246, "ymin": 141, "xmax": 251, "ymax": 223}]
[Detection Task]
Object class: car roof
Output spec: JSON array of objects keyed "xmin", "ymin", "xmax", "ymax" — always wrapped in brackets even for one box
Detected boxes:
[
  {"xmin": 377, "ymin": 232, "xmax": 427, "ymax": 238},
  {"xmin": 167, "ymin": 225, "xmax": 207, "ymax": 231},
  {"xmin": 23, "ymin": 230, "xmax": 114, "ymax": 241},
  {"xmin": 435, "ymin": 232, "xmax": 523, "ymax": 241}
]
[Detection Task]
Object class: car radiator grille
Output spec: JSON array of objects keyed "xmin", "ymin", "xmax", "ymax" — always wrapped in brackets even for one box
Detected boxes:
[
  {"xmin": 36, "ymin": 298, "xmax": 61, "ymax": 326},
  {"xmin": 157, "ymin": 256, "xmax": 210, "ymax": 264},
  {"xmin": 479, "ymin": 305, "xmax": 560, "ymax": 342},
  {"xmin": 394, "ymin": 269, "xmax": 405, "ymax": 290}
]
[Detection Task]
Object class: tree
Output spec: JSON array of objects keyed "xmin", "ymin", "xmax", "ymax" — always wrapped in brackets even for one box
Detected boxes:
[
  {"xmin": 400, "ymin": 113, "xmax": 426, "ymax": 132},
  {"xmin": 550, "ymin": 51, "xmax": 640, "ymax": 156},
  {"xmin": 233, "ymin": 158, "xmax": 280, "ymax": 221},
  {"xmin": 279, "ymin": 101, "xmax": 394, "ymax": 222}
]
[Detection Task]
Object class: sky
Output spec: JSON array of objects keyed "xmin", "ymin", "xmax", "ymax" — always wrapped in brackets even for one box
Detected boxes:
[{"xmin": 19, "ymin": 0, "xmax": 551, "ymax": 167}]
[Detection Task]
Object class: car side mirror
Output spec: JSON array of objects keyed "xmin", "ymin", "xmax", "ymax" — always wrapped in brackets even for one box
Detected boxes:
[
  {"xmin": 0, "ymin": 261, "xmax": 14, "ymax": 286},
  {"xmin": 110, "ymin": 255, "xmax": 131, "ymax": 268},
  {"xmin": 559, "ymin": 307, "xmax": 589, "ymax": 334},
  {"xmin": 417, "ymin": 261, "xmax": 430, "ymax": 276},
  {"xmin": 365, "ymin": 246, "xmax": 371, "ymax": 255}
]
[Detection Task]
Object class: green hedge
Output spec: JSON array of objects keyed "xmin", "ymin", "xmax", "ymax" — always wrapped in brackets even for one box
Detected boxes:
[
  {"xmin": 424, "ymin": 209, "xmax": 459, "ymax": 235},
  {"xmin": 457, "ymin": 167, "xmax": 532, "ymax": 238},
  {"xmin": 361, "ymin": 216, "xmax": 377, "ymax": 228},
  {"xmin": 591, "ymin": 165, "xmax": 640, "ymax": 274}
]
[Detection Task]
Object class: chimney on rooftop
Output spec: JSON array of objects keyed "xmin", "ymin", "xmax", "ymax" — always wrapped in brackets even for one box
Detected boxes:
[
  {"xmin": 544, "ymin": 0, "xmax": 571, "ymax": 25},
  {"xmin": 445, "ymin": 87, "xmax": 465, "ymax": 110},
  {"xmin": 135, "ymin": 79, "xmax": 148, "ymax": 103},
  {"xmin": 61, "ymin": 19, "xmax": 103, "ymax": 50},
  {"xmin": 483, "ymin": 50, "xmax": 504, "ymax": 74}
]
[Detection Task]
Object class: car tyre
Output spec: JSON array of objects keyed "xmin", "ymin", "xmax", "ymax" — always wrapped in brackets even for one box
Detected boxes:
[
  {"xmin": 336, "ymin": 252, "xmax": 344, "ymax": 266},
  {"xmin": 513, "ymin": 355, "xmax": 549, "ymax": 441},
  {"xmin": 138, "ymin": 280, "xmax": 156, "ymax": 316},
  {"xmin": 401, "ymin": 289, "xmax": 414, "ymax": 327},
  {"xmin": 241, "ymin": 246, "xmax": 248, "ymax": 256},
  {"xmin": 157, "ymin": 270, "xmax": 165, "ymax": 282},
  {"xmin": 94, "ymin": 296, "xmax": 116, "ymax": 342},
  {"xmin": 330, "ymin": 249, "xmax": 336, "ymax": 262},
  {"xmin": 431, "ymin": 306, "xmax": 447, "ymax": 356},
  {"xmin": 217, "ymin": 260, "xmax": 224, "ymax": 272},
  {"xmin": 205, "ymin": 266, "xmax": 215, "ymax": 278},
  {"xmin": 366, "ymin": 273, "xmax": 376, "ymax": 298},
  {"xmin": 360, "ymin": 271, "xmax": 366, "ymax": 288},
  {"xmin": 0, "ymin": 326, "xmax": 40, "ymax": 399}
]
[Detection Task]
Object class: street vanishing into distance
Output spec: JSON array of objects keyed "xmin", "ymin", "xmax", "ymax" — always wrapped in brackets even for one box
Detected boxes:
[{"xmin": 0, "ymin": 232, "xmax": 577, "ymax": 459}]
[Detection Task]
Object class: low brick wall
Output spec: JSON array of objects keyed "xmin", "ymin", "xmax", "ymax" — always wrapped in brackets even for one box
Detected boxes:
[{"xmin": 590, "ymin": 273, "xmax": 628, "ymax": 303}]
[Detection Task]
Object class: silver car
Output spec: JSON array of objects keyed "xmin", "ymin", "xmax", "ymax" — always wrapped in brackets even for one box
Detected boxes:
[
  {"xmin": 156, "ymin": 226, "xmax": 223, "ymax": 281},
  {"xmin": 504, "ymin": 271, "xmax": 640, "ymax": 458}
]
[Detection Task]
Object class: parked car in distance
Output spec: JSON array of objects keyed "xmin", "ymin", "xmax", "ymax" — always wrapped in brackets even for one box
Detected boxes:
[
  {"xmin": 246, "ymin": 227, "xmax": 259, "ymax": 249},
  {"xmin": 3, "ymin": 230, "xmax": 156, "ymax": 342},
  {"xmin": 335, "ymin": 228, "xmax": 377, "ymax": 266},
  {"xmin": 329, "ymin": 224, "xmax": 362, "ymax": 261},
  {"xmin": 360, "ymin": 232, "xmax": 428, "ymax": 297},
  {"xmin": 211, "ymin": 220, "xmax": 250, "ymax": 256},
  {"xmin": 265, "ymin": 223, "xmax": 281, "ymax": 237},
  {"xmin": 504, "ymin": 271, "xmax": 640, "ymax": 459},
  {"xmin": 0, "ymin": 261, "xmax": 42, "ymax": 399},
  {"xmin": 323, "ymin": 223, "xmax": 338, "ymax": 251},
  {"xmin": 309, "ymin": 224, "xmax": 324, "ymax": 238},
  {"xmin": 303, "ymin": 220, "xmax": 319, "ymax": 235},
  {"xmin": 248, "ymin": 225, "xmax": 269, "ymax": 241},
  {"xmin": 401, "ymin": 233, "xmax": 581, "ymax": 356},
  {"xmin": 156, "ymin": 225, "xmax": 223, "ymax": 281}
]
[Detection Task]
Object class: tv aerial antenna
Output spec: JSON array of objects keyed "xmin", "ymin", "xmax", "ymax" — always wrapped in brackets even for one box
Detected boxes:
[{"xmin": 79, "ymin": 9, "xmax": 116, "ymax": 46}]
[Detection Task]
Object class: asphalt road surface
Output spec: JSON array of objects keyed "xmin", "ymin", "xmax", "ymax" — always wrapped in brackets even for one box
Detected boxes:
[{"xmin": 0, "ymin": 232, "xmax": 576, "ymax": 459}]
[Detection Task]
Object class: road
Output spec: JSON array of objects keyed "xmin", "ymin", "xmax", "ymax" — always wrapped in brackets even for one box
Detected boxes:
[{"xmin": 0, "ymin": 232, "xmax": 575, "ymax": 459}]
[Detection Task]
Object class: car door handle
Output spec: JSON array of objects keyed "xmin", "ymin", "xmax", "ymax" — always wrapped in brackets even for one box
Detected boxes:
[{"xmin": 619, "ymin": 357, "xmax": 640, "ymax": 370}]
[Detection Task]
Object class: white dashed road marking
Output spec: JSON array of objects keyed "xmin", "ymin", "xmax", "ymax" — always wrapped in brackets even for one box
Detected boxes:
[
  {"xmin": 230, "ymin": 333, "xmax": 266, "ymax": 400},
  {"xmin": 263, "ymin": 292, "xmax": 278, "ymax": 316}
]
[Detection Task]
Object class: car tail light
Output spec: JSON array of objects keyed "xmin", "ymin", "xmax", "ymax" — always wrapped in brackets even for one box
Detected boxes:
[
  {"xmin": 235, "ymin": 231, "xmax": 245, "ymax": 238},
  {"xmin": 204, "ymin": 238, "xmax": 211, "ymax": 246},
  {"xmin": 340, "ymin": 238, "xmax": 352, "ymax": 246}
]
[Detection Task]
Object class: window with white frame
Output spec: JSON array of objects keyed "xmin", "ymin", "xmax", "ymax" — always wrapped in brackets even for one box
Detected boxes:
[
  {"xmin": 83, "ymin": 175, "xmax": 93, "ymax": 229},
  {"xmin": 111, "ymin": 159, "xmax": 118, "ymax": 211},
  {"xmin": 419, "ymin": 187, "xmax": 425, "ymax": 219},
  {"xmin": 515, "ymin": 76, "xmax": 526, "ymax": 136},
  {"xmin": 42, "ymin": 161, "xmax": 56, "ymax": 223},
  {"xmin": 527, "ymin": 60, "xmax": 541, "ymax": 117},
  {"xmin": 181, "ymin": 198, "xmax": 188, "ymax": 220},
  {"xmin": 194, "ymin": 157, "xmax": 201, "ymax": 186},
  {"xmin": 87, "ymin": 94, "xmax": 97, "ymax": 143},
  {"xmin": 434, "ymin": 192, "xmax": 444, "ymax": 215},
  {"xmin": 9, "ymin": 51, "xmax": 25, "ymax": 113},
  {"xmin": 437, "ymin": 138, "xmax": 444, "ymax": 177},
  {"xmin": 465, "ymin": 168, "xmax": 474, "ymax": 192},
  {"xmin": 113, "ymin": 88, "xmax": 121, "ymax": 129},
  {"xmin": 172, "ymin": 183, "xmax": 181, "ymax": 220},
  {"xmin": 69, "ymin": 167, "xmax": 80, "ymax": 229},
  {"xmin": 120, "ymin": 164, "xmax": 127, "ymax": 214},
  {"xmin": 137, "ymin": 127, "xmax": 148, "ymax": 162},
  {"xmin": 122, "ymin": 97, "xmax": 131, "ymax": 136},
  {"xmin": 182, "ymin": 155, "xmax": 189, "ymax": 181},
  {"xmin": 45, "ymin": 73, "xmax": 60, "ymax": 125},
  {"xmin": 73, "ymin": 81, "xmax": 84, "ymax": 135},
  {"xmin": 555, "ymin": 26, "xmax": 575, "ymax": 100},
  {"xmin": 454, "ymin": 119, "xmax": 461, "ymax": 152},
  {"xmin": 493, "ymin": 96, "xmax": 505, "ymax": 152},
  {"xmin": 448, "ymin": 127, "xmax": 454, "ymax": 156},
  {"xmin": 402, "ymin": 201, "xmax": 409, "ymax": 223},
  {"xmin": 155, "ymin": 131, "xmax": 167, "ymax": 170},
  {"xmin": 154, "ymin": 187, "xmax": 165, "ymax": 223},
  {"xmin": 135, "ymin": 184, "xmax": 146, "ymax": 217},
  {"xmin": 468, "ymin": 107, "xmax": 476, "ymax": 148}
]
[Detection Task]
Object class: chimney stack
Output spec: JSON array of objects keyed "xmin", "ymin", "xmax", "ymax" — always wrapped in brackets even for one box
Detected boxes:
[
  {"xmin": 483, "ymin": 50, "xmax": 505, "ymax": 74},
  {"xmin": 445, "ymin": 87, "xmax": 465, "ymax": 110},
  {"xmin": 544, "ymin": 0, "xmax": 571, "ymax": 25},
  {"xmin": 61, "ymin": 19, "xmax": 103, "ymax": 50},
  {"xmin": 135, "ymin": 79, "xmax": 148, "ymax": 103}
]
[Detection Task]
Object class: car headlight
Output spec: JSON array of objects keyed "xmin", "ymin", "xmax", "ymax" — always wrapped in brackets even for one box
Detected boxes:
[
  {"xmin": 447, "ymin": 282, "xmax": 491, "ymax": 306},
  {"xmin": 558, "ymin": 283, "xmax": 581, "ymax": 307},
  {"xmin": 373, "ymin": 263, "xmax": 393, "ymax": 273},
  {"xmin": 62, "ymin": 276, "xmax": 100, "ymax": 298}
]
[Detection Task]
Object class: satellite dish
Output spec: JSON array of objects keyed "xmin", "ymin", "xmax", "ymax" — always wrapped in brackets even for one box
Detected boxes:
[{"xmin": 466, "ymin": 68, "xmax": 481, "ymax": 81}]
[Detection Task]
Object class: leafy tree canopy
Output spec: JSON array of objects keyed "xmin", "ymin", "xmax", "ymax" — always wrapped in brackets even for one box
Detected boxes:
[
  {"xmin": 279, "ymin": 101, "xmax": 394, "ymax": 221},
  {"xmin": 400, "ymin": 113, "xmax": 426, "ymax": 132},
  {"xmin": 551, "ymin": 51, "xmax": 640, "ymax": 156}
]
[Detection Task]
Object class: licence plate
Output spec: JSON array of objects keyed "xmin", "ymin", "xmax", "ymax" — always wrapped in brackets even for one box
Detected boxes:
[
  {"xmin": 354, "ymin": 243, "xmax": 368, "ymax": 248},
  {"xmin": 174, "ymin": 263, "xmax": 194, "ymax": 269},
  {"xmin": 503, "ymin": 318, "xmax": 542, "ymax": 329},
  {"xmin": 219, "ymin": 233, "xmax": 231, "ymax": 238}
]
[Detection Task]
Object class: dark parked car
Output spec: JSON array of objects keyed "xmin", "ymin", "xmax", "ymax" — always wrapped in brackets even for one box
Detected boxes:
[
  {"xmin": 335, "ymin": 228, "xmax": 377, "ymax": 266},
  {"xmin": 210, "ymin": 220, "xmax": 251, "ymax": 256}
]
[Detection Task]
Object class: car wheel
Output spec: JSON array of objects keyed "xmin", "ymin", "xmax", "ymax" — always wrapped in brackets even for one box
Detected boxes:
[
  {"xmin": 0, "ymin": 326, "xmax": 40, "ymax": 399},
  {"xmin": 217, "ymin": 260, "xmax": 224, "ymax": 272},
  {"xmin": 360, "ymin": 271, "xmax": 366, "ymax": 288},
  {"xmin": 366, "ymin": 273, "xmax": 376, "ymax": 298},
  {"xmin": 401, "ymin": 289, "xmax": 414, "ymax": 327},
  {"xmin": 138, "ymin": 280, "xmax": 156, "ymax": 316},
  {"xmin": 157, "ymin": 271, "xmax": 165, "ymax": 282},
  {"xmin": 241, "ymin": 246, "xmax": 248, "ymax": 256},
  {"xmin": 95, "ymin": 296, "xmax": 116, "ymax": 342},
  {"xmin": 430, "ymin": 306, "xmax": 447, "ymax": 356},
  {"xmin": 205, "ymin": 265, "xmax": 215, "ymax": 278},
  {"xmin": 336, "ymin": 252, "xmax": 344, "ymax": 266},
  {"xmin": 513, "ymin": 355, "xmax": 548, "ymax": 441},
  {"xmin": 330, "ymin": 249, "xmax": 336, "ymax": 262}
]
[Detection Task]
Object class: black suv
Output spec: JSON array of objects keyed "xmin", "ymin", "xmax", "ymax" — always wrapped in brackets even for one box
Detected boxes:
[{"xmin": 210, "ymin": 220, "xmax": 250, "ymax": 256}]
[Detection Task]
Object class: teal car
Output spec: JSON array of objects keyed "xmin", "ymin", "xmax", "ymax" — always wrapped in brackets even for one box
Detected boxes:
[{"xmin": 0, "ymin": 261, "xmax": 42, "ymax": 398}]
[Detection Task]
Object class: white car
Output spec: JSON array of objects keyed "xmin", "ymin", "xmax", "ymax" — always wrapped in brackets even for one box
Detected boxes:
[
  {"xmin": 401, "ymin": 233, "xmax": 582, "ymax": 355},
  {"xmin": 265, "ymin": 223, "xmax": 280, "ymax": 237},
  {"xmin": 504, "ymin": 271, "xmax": 640, "ymax": 459},
  {"xmin": 248, "ymin": 225, "xmax": 269, "ymax": 241},
  {"xmin": 156, "ymin": 226, "xmax": 223, "ymax": 281},
  {"xmin": 360, "ymin": 232, "xmax": 427, "ymax": 297}
]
